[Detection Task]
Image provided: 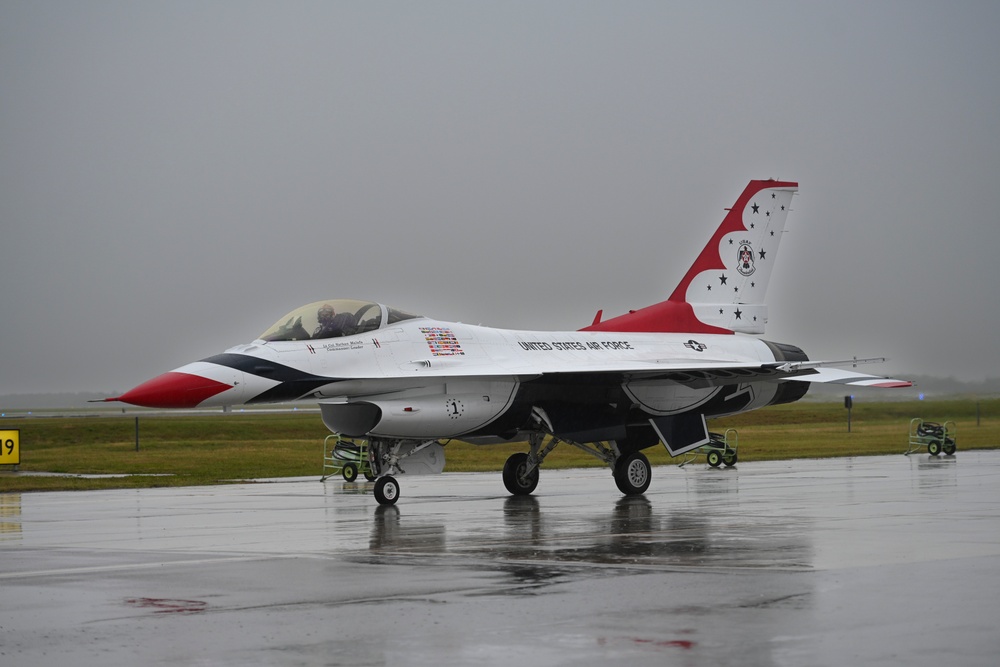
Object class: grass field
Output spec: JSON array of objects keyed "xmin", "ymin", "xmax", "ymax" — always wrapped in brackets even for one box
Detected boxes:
[{"xmin": 1, "ymin": 398, "xmax": 998, "ymax": 492}]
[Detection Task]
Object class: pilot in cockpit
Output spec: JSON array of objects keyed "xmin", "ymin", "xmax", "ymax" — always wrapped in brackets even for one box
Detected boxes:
[
  {"xmin": 313, "ymin": 304, "xmax": 339, "ymax": 338},
  {"xmin": 313, "ymin": 303, "xmax": 357, "ymax": 339}
]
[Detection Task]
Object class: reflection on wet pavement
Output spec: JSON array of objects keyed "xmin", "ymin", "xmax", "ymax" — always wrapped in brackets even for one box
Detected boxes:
[
  {"xmin": 364, "ymin": 472, "xmax": 812, "ymax": 573},
  {"xmin": 2, "ymin": 450, "xmax": 999, "ymax": 666}
]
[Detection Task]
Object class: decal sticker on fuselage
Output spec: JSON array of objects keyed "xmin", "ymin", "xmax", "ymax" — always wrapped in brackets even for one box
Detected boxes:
[
  {"xmin": 446, "ymin": 398, "xmax": 465, "ymax": 419},
  {"xmin": 737, "ymin": 241, "xmax": 756, "ymax": 276},
  {"xmin": 421, "ymin": 327, "xmax": 465, "ymax": 356}
]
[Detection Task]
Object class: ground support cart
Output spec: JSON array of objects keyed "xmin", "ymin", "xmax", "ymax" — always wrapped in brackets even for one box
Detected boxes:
[
  {"xmin": 678, "ymin": 429, "xmax": 739, "ymax": 468},
  {"xmin": 322, "ymin": 434, "xmax": 376, "ymax": 482},
  {"xmin": 905, "ymin": 419, "xmax": 957, "ymax": 456}
]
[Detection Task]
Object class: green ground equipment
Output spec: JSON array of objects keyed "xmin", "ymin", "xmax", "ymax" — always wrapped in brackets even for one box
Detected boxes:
[
  {"xmin": 905, "ymin": 419, "xmax": 957, "ymax": 456},
  {"xmin": 322, "ymin": 434, "xmax": 376, "ymax": 482},
  {"xmin": 678, "ymin": 429, "xmax": 739, "ymax": 468}
]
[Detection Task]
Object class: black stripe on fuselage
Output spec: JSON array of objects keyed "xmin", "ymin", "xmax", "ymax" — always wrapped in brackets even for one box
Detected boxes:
[{"xmin": 201, "ymin": 353, "xmax": 341, "ymax": 403}]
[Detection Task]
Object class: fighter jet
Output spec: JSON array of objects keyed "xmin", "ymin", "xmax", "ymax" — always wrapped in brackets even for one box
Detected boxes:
[{"xmin": 108, "ymin": 180, "xmax": 909, "ymax": 504}]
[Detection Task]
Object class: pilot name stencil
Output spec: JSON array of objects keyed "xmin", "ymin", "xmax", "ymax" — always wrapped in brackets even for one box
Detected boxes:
[{"xmin": 323, "ymin": 340, "xmax": 365, "ymax": 352}]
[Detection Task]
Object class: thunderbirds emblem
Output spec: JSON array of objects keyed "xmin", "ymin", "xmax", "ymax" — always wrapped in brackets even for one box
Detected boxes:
[{"xmin": 737, "ymin": 242, "xmax": 755, "ymax": 276}]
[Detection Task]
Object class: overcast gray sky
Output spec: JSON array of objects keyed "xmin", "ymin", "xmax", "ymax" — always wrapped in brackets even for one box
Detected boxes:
[{"xmin": 2, "ymin": 1, "xmax": 998, "ymax": 396}]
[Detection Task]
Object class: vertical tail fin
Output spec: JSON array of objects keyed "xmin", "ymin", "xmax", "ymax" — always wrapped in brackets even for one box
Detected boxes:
[
  {"xmin": 583, "ymin": 179, "xmax": 798, "ymax": 335},
  {"xmin": 672, "ymin": 179, "xmax": 797, "ymax": 333}
]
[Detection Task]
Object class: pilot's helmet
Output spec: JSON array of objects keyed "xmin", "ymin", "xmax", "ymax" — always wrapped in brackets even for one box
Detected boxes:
[{"xmin": 318, "ymin": 303, "xmax": 335, "ymax": 322}]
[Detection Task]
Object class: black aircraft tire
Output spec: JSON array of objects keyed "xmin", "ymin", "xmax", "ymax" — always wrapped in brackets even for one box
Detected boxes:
[
  {"xmin": 342, "ymin": 462, "xmax": 359, "ymax": 483},
  {"xmin": 374, "ymin": 476, "xmax": 400, "ymax": 505},
  {"xmin": 503, "ymin": 452, "xmax": 539, "ymax": 496},
  {"xmin": 614, "ymin": 451, "xmax": 652, "ymax": 496}
]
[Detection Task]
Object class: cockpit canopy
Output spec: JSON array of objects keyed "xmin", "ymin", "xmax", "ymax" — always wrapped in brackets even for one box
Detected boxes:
[{"xmin": 258, "ymin": 299, "xmax": 421, "ymax": 342}]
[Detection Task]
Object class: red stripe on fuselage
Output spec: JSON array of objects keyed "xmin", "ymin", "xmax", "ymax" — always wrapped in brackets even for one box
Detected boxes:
[{"xmin": 581, "ymin": 300, "xmax": 732, "ymax": 334}]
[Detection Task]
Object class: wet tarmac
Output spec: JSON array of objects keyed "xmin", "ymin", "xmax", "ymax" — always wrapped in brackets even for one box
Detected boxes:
[{"xmin": 2, "ymin": 450, "xmax": 999, "ymax": 666}]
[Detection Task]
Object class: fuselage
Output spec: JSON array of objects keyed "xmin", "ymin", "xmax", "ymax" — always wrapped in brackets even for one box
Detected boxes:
[{"xmin": 115, "ymin": 305, "xmax": 808, "ymax": 443}]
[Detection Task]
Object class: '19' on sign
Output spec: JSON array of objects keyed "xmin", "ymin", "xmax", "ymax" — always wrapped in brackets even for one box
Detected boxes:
[{"xmin": 0, "ymin": 430, "xmax": 19, "ymax": 466}]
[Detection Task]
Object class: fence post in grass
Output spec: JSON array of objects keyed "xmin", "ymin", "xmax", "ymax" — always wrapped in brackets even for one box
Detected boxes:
[
  {"xmin": 844, "ymin": 395, "xmax": 853, "ymax": 433},
  {"xmin": 135, "ymin": 416, "xmax": 139, "ymax": 452}
]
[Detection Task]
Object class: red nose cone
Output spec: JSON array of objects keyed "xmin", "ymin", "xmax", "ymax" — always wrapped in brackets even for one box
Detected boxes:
[{"xmin": 113, "ymin": 372, "xmax": 232, "ymax": 408}]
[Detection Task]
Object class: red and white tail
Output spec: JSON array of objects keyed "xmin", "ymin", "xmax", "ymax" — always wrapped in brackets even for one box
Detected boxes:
[{"xmin": 583, "ymin": 179, "xmax": 798, "ymax": 335}]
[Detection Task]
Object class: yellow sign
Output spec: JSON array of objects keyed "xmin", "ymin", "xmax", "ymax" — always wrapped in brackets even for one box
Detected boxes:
[{"xmin": 0, "ymin": 430, "xmax": 19, "ymax": 466}]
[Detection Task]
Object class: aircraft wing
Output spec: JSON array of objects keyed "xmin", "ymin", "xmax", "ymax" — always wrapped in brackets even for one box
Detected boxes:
[
  {"xmin": 390, "ymin": 354, "xmax": 910, "ymax": 388},
  {"xmin": 506, "ymin": 357, "xmax": 911, "ymax": 388}
]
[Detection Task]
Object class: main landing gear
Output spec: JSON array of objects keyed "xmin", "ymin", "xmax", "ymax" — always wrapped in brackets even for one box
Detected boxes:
[
  {"xmin": 501, "ymin": 433, "xmax": 654, "ymax": 498},
  {"xmin": 502, "ymin": 452, "xmax": 539, "ymax": 495}
]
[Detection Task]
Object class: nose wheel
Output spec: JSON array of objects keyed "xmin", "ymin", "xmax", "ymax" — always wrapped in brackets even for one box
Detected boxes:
[{"xmin": 373, "ymin": 475, "xmax": 400, "ymax": 505}]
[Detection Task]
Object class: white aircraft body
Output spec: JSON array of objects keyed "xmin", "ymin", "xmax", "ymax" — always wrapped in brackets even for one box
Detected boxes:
[{"xmin": 109, "ymin": 180, "xmax": 910, "ymax": 504}]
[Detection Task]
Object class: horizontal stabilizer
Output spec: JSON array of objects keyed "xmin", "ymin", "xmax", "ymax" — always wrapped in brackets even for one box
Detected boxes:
[{"xmin": 784, "ymin": 366, "xmax": 912, "ymax": 388}]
